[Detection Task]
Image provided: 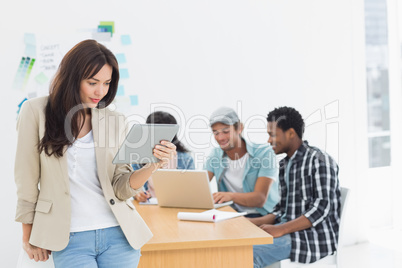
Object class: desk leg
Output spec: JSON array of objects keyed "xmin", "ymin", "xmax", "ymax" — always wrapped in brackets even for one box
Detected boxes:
[{"xmin": 139, "ymin": 245, "xmax": 253, "ymax": 268}]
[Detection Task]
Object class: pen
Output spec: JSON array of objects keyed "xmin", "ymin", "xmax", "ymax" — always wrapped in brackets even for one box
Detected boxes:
[{"xmin": 144, "ymin": 191, "xmax": 151, "ymax": 201}]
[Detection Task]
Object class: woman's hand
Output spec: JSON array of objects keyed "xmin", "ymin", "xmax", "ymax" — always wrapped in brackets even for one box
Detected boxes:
[
  {"xmin": 23, "ymin": 241, "xmax": 51, "ymax": 262},
  {"xmin": 153, "ymin": 140, "xmax": 177, "ymax": 168}
]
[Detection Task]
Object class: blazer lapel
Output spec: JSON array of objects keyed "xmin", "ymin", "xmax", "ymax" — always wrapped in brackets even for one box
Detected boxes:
[
  {"xmin": 92, "ymin": 108, "xmax": 108, "ymax": 185},
  {"xmin": 57, "ymin": 154, "xmax": 70, "ymax": 194}
]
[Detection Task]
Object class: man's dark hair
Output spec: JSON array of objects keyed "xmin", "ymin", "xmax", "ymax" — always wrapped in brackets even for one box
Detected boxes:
[{"xmin": 267, "ymin": 107, "xmax": 304, "ymax": 139}]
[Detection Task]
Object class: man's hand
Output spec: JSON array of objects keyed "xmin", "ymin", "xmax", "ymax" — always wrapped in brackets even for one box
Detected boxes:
[
  {"xmin": 213, "ymin": 192, "xmax": 234, "ymax": 204},
  {"xmin": 259, "ymin": 224, "xmax": 285, "ymax": 238}
]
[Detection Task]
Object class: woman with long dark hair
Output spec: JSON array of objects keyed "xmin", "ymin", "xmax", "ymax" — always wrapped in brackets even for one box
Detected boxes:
[
  {"xmin": 133, "ymin": 111, "xmax": 194, "ymax": 202},
  {"xmin": 14, "ymin": 39, "xmax": 176, "ymax": 267}
]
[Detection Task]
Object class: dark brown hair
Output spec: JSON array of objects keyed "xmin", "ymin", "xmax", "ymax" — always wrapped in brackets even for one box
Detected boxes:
[{"xmin": 38, "ymin": 39, "xmax": 119, "ymax": 157}]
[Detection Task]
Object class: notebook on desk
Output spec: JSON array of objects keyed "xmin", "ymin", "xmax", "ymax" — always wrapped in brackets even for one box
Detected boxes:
[{"xmin": 152, "ymin": 170, "xmax": 233, "ymax": 209}]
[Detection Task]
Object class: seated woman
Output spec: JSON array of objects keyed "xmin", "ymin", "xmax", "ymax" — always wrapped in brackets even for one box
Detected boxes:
[{"xmin": 133, "ymin": 111, "xmax": 195, "ymax": 201}]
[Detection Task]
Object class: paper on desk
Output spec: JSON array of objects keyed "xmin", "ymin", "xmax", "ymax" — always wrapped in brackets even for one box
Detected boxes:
[
  {"xmin": 177, "ymin": 209, "xmax": 247, "ymax": 222},
  {"xmin": 139, "ymin": 197, "xmax": 158, "ymax": 205}
]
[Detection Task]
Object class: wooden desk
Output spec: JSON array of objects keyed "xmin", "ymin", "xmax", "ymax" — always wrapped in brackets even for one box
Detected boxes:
[{"xmin": 134, "ymin": 202, "xmax": 273, "ymax": 268}]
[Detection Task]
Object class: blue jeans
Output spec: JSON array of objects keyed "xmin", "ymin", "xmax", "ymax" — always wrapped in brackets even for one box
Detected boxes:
[
  {"xmin": 52, "ymin": 226, "xmax": 141, "ymax": 268},
  {"xmin": 253, "ymin": 233, "xmax": 291, "ymax": 268}
]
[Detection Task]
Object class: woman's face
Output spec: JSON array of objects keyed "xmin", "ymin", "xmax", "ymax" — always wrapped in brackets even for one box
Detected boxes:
[{"xmin": 79, "ymin": 64, "xmax": 112, "ymax": 108}]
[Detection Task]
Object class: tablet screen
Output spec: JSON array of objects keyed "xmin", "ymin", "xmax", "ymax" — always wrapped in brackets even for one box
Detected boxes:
[{"xmin": 112, "ymin": 124, "xmax": 179, "ymax": 164}]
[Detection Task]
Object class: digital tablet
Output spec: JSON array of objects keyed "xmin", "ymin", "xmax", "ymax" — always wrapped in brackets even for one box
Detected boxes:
[{"xmin": 112, "ymin": 124, "xmax": 179, "ymax": 164}]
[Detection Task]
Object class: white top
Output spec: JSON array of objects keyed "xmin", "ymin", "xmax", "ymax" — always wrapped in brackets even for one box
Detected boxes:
[
  {"xmin": 223, "ymin": 153, "xmax": 258, "ymax": 214},
  {"xmin": 67, "ymin": 130, "xmax": 119, "ymax": 232}
]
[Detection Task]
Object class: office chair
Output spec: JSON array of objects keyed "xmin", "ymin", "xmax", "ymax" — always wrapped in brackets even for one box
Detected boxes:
[{"xmin": 268, "ymin": 187, "xmax": 350, "ymax": 268}]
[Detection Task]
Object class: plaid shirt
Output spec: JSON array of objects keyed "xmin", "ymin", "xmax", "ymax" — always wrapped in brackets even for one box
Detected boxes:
[{"xmin": 272, "ymin": 141, "xmax": 341, "ymax": 264}]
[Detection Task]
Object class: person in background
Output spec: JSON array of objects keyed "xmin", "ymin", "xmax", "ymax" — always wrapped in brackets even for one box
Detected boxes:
[
  {"xmin": 204, "ymin": 107, "xmax": 279, "ymax": 217},
  {"xmin": 252, "ymin": 106, "xmax": 341, "ymax": 267},
  {"xmin": 14, "ymin": 39, "xmax": 176, "ymax": 267},
  {"xmin": 133, "ymin": 111, "xmax": 195, "ymax": 202}
]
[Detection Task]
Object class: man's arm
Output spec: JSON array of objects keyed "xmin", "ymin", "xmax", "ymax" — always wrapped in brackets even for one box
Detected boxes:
[
  {"xmin": 259, "ymin": 215, "xmax": 312, "ymax": 238},
  {"xmin": 248, "ymin": 213, "xmax": 276, "ymax": 226},
  {"xmin": 207, "ymin": 171, "xmax": 214, "ymax": 182},
  {"xmin": 302, "ymin": 155, "xmax": 338, "ymax": 227},
  {"xmin": 213, "ymin": 176, "xmax": 273, "ymax": 207}
]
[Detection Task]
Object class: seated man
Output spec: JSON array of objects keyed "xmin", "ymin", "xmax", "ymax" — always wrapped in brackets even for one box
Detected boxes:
[
  {"xmin": 252, "ymin": 106, "xmax": 341, "ymax": 267},
  {"xmin": 204, "ymin": 107, "xmax": 279, "ymax": 217}
]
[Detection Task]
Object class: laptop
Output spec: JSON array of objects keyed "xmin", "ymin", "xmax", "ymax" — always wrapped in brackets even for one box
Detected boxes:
[{"xmin": 152, "ymin": 170, "xmax": 233, "ymax": 209}]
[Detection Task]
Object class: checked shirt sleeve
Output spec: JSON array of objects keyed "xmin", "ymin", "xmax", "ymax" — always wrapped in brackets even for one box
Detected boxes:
[{"xmin": 303, "ymin": 153, "xmax": 338, "ymax": 227}]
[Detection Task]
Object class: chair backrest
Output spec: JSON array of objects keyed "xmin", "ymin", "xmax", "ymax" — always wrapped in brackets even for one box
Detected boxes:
[
  {"xmin": 339, "ymin": 187, "xmax": 349, "ymax": 221},
  {"xmin": 337, "ymin": 187, "xmax": 350, "ymax": 264},
  {"xmin": 279, "ymin": 187, "xmax": 350, "ymax": 268}
]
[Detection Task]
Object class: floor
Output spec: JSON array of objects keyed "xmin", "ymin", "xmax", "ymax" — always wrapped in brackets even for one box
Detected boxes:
[{"xmin": 340, "ymin": 228, "xmax": 402, "ymax": 268}]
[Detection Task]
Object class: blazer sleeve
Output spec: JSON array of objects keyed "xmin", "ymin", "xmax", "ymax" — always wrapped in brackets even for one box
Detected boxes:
[
  {"xmin": 14, "ymin": 101, "xmax": 40, "ymax": 224},
  {"xmin": 110, "ymin": 115, "xmax": 142, "ymax": 200}
]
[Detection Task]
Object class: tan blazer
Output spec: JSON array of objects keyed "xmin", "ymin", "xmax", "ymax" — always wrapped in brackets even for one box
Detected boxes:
[{"xmin": 14, "ymin": 96, "xmax": 152, "ymax": 251}]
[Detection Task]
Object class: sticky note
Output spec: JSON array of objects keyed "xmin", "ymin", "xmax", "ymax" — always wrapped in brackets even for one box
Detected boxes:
[
  {"xmin": 130, "ymin": 95, "xmax": 138, "ymax": 106},
  {"xmin": 25, "ymin": 44, "xmax": 36, "ymax": 57},
  {"xmin": 115, "ymin": 53, "xmax": 126, "ymax": 64},
  {"xmin": 116, "ymin": 85, "xmax": 125, "ymax": 96},
  {"xmin": 121, "ymin": 35, "xmax": 132, "ymax": 45},
  {"xmin": 27, "ymin": 92, "xmax": 37, "ymax": 99},
  {"xmin": 24, "ymin": 33, "xmax": 36, "ymax": 46},
  {"xmin": 92, "ymin": 32, "xmax": 111, "ymax": 42},
  {"xmin": 100, "ymin": 21, "xmax": 115, "ymax": 33},
  {"xmin": 98, "ymin": 25, "xmax": 113, "ymax": 36},
  {"xmin": 35, "ymin": 72, "xmax": 48, "ymax": 84},
  {"xmin": 120, "ymin": 68, "xmax": 129, "ymax": 79}
]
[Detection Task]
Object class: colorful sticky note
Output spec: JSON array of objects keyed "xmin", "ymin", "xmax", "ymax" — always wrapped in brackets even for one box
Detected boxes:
[
  {"xmin": 13, "ymin": 57, "xmax": 35, "ymax": 90},
  {"xmin": 98, "ymin": 25, "xmax": 113, "ymax": 36},
  {"xmin": 23, "ymin": 58, "xmax": 35, "ymax": 88},
  {"xmin": 121, "ymin": 35, "xmax": 132, "ymax": 45},
  {"xmin": 100, "ymin": 21, "xmax": 115, "ymax": 33},
  {"xmin": 116, "ymin": 85, "xmax": 125, "ymax": 96},
  {"xmin": 115, "ymin": 53, "xmax": 126, "ymax": 64},
  {"xmin": 120, "ymin": 68, "xmax": 129, "ymax": 79},
  {"xmin": 35, "ymin": 72, "xmax": 48, "ymax": 84},
  {"xmin": 129, "ymin": 95, "xmax": 138, "ymax": 106}
]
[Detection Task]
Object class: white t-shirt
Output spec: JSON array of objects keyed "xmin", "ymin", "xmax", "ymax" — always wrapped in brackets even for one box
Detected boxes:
[
  {"xmin": 222, "ymin": 153, "xmax": 259, "ymax": 214},
  {"xmin": 67, "ymin": 130, "xmax": 119, "ymax": 232}
]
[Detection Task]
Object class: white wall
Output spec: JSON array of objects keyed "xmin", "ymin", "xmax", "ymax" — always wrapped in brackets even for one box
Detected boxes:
[{"xmin": 0, "ymin": 1, "xmax": 366, "ymax": 267}]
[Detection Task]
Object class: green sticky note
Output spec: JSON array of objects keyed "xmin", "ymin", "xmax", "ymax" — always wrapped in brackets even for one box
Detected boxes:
[
  {"xmin": 100, "ymin": 21, "xmax": 115, "ymax": 33},
  {"xmin": 98, "ymin": 25, "xmax": 113, "ymax": 37},
  {"xmin": 35, "ymin": 72, "xmax": 48, "ymax": 84}
]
